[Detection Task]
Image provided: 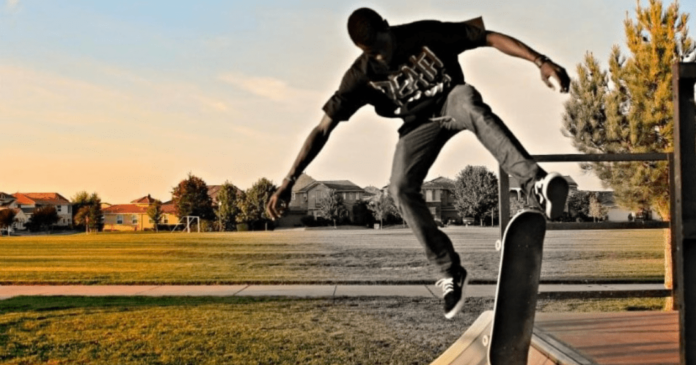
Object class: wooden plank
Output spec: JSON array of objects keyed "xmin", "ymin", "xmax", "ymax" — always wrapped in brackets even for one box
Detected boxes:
[
  {"xmin": 430, "ymin": 311, "xmax": 492, "ymax": 365},
  {"xmin": 535, "ymin": 311, "xmax": 679, "ymax": 365},
  {"xmin": 546, "ymin": 221, "xmax": 669, "ymax": 230},
  {"xmin": 531, "ymin": 327, "xmax": 595, "ymax": 365}
]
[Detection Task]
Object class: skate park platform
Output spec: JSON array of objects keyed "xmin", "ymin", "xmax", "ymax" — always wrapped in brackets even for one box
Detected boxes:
[{"xmin": 431, "ymin": 310, "xmax": 678, "ymax": 365}]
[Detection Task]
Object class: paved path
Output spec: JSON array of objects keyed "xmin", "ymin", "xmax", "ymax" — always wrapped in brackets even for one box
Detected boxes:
[{"xmin": 0, "ymin": 284, "xmax": 668, "ymax": 301}]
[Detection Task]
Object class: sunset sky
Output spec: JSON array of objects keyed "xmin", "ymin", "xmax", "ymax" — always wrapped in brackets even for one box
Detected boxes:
[{"xmin": 3, "ymin": 0, "xmax": 693, "ymax": 204}]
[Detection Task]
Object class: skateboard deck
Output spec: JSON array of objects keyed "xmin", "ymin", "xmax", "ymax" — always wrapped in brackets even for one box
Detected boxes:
[{"xmin": 488, "ymin": 209, "xmax": 546, "ymax": 365}]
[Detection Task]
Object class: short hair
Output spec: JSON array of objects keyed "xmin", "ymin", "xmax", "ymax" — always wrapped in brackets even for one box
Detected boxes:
[{"xmin": 347, "ymin": 8, "xmax": 388, "ymax": 47}]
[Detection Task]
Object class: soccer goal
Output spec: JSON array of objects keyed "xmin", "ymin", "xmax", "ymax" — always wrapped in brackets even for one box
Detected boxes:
[{"xmin": 170, "ymin": 216, "xmax": 200, "ymax": 233}]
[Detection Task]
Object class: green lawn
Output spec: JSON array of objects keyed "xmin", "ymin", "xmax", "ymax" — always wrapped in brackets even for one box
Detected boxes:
[
  {"xmin": 0, "ymin": 296, "xmax": 666, "ymax": 365},
  {"xmin": 0, "ymin": 227, "xmax": 666, "ymax": 284}
]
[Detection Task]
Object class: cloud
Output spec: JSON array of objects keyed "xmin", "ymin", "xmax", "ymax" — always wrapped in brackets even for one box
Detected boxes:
[{"xmin": 219, "ymin": 72, "xmax": 320, "ymax": 103}]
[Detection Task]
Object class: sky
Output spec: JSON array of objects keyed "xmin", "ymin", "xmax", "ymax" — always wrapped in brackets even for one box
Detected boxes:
[{"xmin": 2, "ymin": 0, "xmax": 694, "ymax": 204}]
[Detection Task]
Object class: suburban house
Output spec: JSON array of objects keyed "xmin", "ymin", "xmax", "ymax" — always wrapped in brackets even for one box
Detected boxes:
[
  {"xmin": 421, "ymin": 177, "xmax": 460, "ymax": 223},
  {"xmin": 102, "ymin": 194, "xmax": 179, "ymax": 231},
  {"xmin": 276, "ymin": 174, "xmax": 316, "ymax": 227},
  {"xmin": 299, "ymin": 180, "xmax": 367, "ymax": 219},
  {"xmin": 276, "ymin": 177, "xmax": 366, "ymax": 227},
  {"xmin": 11, "ymin": 192, "xmax": 73, "ymax": 228},
  {"xmin": 0, "ymin": 193, "xmax": 29, "ymax": 231}
]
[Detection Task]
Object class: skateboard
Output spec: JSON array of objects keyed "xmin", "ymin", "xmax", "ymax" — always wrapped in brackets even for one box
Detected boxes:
[{"xmin": 487, "ymin": 209, "xmax": 547, "ymax": 365}]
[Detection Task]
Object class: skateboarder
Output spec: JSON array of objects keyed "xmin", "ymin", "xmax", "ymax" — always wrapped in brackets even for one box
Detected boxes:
[{"xmin": 266, "ymin": 8, "xmax": 570, "ymax": 319}]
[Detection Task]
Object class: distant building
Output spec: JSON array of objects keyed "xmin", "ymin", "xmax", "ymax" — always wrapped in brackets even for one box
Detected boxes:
[
  {"xmin": 277, "ymin": 176, "xmax": 367, "ymax": 227},
  {"xmin": 298, "ymin": 180, "xmax": 367, "ymax": 219},
  {"xmin": 421, "ymin": 177, "xmax": 459, "ymax": 223},
  {"xmin": 11, "ymin": 192, "xmax": 73, "ymax": 228},
  {"xmin": 102, "ymin": 194, "xmax": 179, "ymax": 231},
  {"xmin": 0, "ymin": 192, "xmax": 30, "ymax": 231}
]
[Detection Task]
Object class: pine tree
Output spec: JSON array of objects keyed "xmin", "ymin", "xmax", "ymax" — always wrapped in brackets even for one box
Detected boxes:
[{"xmin": 562, "ymin": 0, "xmax": 694, "ymax": 308}]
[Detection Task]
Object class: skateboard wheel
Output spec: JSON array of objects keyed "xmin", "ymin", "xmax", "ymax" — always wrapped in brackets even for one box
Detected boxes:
[
  {"xmin": 495, "ymin": 240, "xmax": 501, "ymax": 251},
  {"xmin": 482, "ymin": 335, "xmax": 489, "ymax": 347}
]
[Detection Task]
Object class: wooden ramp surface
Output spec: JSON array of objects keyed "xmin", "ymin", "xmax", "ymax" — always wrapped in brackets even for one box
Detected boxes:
[
  {"xmin": 534, "ymin": 311, "xmax": 679, "ymax": 365},
  {"xmin": 432, "ymin": 311, "xmax": 678, "ymax": 365}
]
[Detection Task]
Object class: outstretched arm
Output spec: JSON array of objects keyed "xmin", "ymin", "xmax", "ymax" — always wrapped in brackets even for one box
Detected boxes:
[
  {"xmin": 266, "ymin": 113, "xmax": 340, "ymax": 220},
  {"xmin": 485, "ymin": 31, "xmax": 570, "ymax": 93}
]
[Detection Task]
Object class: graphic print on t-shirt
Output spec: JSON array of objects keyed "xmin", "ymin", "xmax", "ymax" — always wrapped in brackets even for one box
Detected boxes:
[{"xmin": 368, "ymin": 46, "xmax": 452, "ymax": 115}]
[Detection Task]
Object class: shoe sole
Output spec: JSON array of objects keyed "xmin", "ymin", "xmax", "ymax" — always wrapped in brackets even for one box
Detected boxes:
[
  {"xmin": 444, "ymin": 274, "xmax": 470, "ymax": 319},
  {"xmin": 542, "ymin": 173, "xmax": 569, "ymax": 220}
]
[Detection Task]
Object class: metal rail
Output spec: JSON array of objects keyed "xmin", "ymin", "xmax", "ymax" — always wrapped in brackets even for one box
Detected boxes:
[{"xmin": 498, "ymin": 152, "xmax": 673, "ymax": 237}]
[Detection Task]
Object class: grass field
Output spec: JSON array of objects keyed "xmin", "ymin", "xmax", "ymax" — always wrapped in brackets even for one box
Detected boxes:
[
  {"xmin": 0, "ymin": 227, "xmax": 666, "ymax": 284},
  {"xmin": 0, "ymin": 228, "xmax": 669, "ymax": 364},
  {"xmin": 0, "ymin": 296, "xmax": 666, "ymax": 365}
]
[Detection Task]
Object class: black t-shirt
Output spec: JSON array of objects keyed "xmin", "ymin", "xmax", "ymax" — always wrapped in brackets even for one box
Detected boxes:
[{"xmin": 323, "ymin": 19, "xmax": 487, "ymax": 130}]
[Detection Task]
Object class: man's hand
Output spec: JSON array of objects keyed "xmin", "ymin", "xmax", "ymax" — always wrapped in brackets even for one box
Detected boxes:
[
  {"xmin": 540, "ymin": 61, "xmax": 570, "ymax": 93},
  {"xmin": 266, "ymin": 180, "xmax": 293, "ymax": 221}
]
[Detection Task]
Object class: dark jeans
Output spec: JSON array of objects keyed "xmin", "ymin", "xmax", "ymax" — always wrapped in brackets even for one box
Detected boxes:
[{"xmin": 388, "ymin": 84, "xmax": 545, "ymax": 278}]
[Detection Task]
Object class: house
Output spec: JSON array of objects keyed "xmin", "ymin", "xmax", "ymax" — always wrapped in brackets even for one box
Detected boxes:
[
  {"xmin": 275, "ymin": 177, "xmax": 366, "ymax": 227},
  {"xmin": 421, "ymin": 177, "xmax": 459, "ymax": 223},
  {"xmin": 582, "ymin": 191, "xmax": 661, "ymax": 222},
  {"xmin": 275, "ymin": 174, "xmax": 317, "ymax": 227},
  {"xmin": 102, "ymin": 194, "xmax": 179, "ymax": 231},
  {"xmin": 298, "ymin": 180, "xmax": 367, "ymax": 219},
  {"xmin": 11, "ymin": 192, "xmax": 73, "ymax": 228},
  {"xmin": 0, "ymin": 193, "xmax": 30, "ymax": 232},
  {"xmin": 287, "ymin": 173, "xmax": 317, "ymax": 211},
  {"xmin": 0, "ymin": 192, "xmax": 16, "ymax": 208}
]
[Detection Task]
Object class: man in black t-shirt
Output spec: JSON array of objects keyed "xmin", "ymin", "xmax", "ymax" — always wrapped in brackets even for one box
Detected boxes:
[{"xmin": 267, "ymin": 8, "xmax": 571, "ymax": 319}]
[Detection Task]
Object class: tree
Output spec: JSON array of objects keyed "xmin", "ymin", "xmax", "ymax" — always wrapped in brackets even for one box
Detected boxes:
[
  {"xmin": 316, "ymin": 189, "xmax": 350, "ymax": 227},
  {"xmin": 71, "ymin": 191, "xmax": 91, "ymax": 230},
  {"xmin": 241, "ymin": 178, "xmax": 277, "ymax": 230},
  {"xmin": 172, "ymin": 173, "xmax": 215, "ymax": 221},
  {"xmin": 29, "ymin": 206, "xmax": 59, "ymax": 232},
  {"xmin": 588, "ymin": 193, "xmax": 608, "ymax": 222},
  {"xmin": 454, "ymin": 166, "xmax": 499, "ymax": 226},
  {"xmin": 147, "ymin": 200, "xmax": 164, "ymax": 232},
  {"xmin": 72, "ymin": 192, "xmax": 103, "ymax": 233},
  {"xmin": 0, "ymin": 209, "xmax": 17, "ymax": 234},
  {"xmin": 234, "ymin": 190, "xmax": 251, "ymax": 228},
  {"xmin": 368, "ymin": 192, "xmax": 397, "ymax": 228},
  {"xmin": 562, "ymin": 0, "xmax": 694, "ymax": 308},
  {"xmin": 566, "ymin": 190, "xmax": 592, "ymax": 221},
  {"xmin": 216, "ymin": 181, "xmax": 240, "ymax": 231},
  {"xmin": 352, "ymin": 200, "xmax": 374, "ymax": 226}
]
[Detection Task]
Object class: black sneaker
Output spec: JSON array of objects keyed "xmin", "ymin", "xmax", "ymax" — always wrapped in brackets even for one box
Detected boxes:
[
  {"xmin": 531, "ymin": 172, "xmax": 569, "ymax": 220},
  {"xmin": 436, "ymin": 268, "xmax": 469, "ymax": 319}
]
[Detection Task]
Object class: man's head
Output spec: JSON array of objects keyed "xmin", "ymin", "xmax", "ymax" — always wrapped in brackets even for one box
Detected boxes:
[{"xmin": 347, "ymin": 8, "xmax": 393, "ymax": 63}]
